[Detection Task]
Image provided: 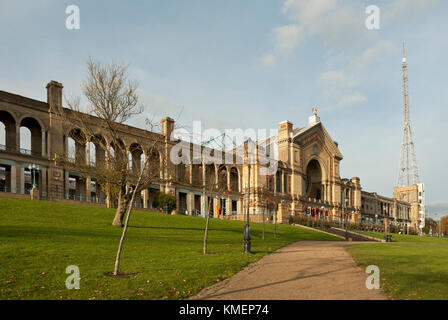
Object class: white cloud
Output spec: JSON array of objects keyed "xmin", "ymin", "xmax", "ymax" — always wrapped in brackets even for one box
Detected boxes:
[
  {"xmin": 338, "ymin": 92, "xmax": 367, "ymax": 107},
  {"xmin": 273, "ymin": 24, "xmax": 303, "ymax": 55},
  {"xmin": 261, "ymin": 0, "xmax": 439, "ymax": 67},
  {"xmin": 282, "ymin": 0, "xmax": 337, "ymax": 22},
  {"xmin": 260, "ymin": 54, "xmax": 276, "ymax": 67},
  {"xmin": 260, "ymin": 0, "xmax": 365, "ymax": 67},
  {"xmin": 351, "ymin": 41, "xmax": 396, "ymax": 70},
  {"xmin": 383, "ymin": 0, "xmax": 439, "ymax": 23},
  {"xmin": 319, "ymin": 71, "xmax": 366, "ymax": 108},
  {"xmin": 320, "ymin": 71, "xmax": 357, "ymax": 87},
  {"xmin": 281, "ymin": 0, "xmax": 364, "ymax": 47}
]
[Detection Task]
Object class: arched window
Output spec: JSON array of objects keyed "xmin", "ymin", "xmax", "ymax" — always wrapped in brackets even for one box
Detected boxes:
[
  {"xmin": 89, "ymin": 141, "xmax": 96, "ymax": 166},
  {"xmin": 20, "ymin": 127, "xmax": 32, "ymax": 153},
  {"xmin": 20, "ymin": 117, "xmax": 42, "ymax": 156},
  {"xmin": 67, "ymin": 137, "xmax": 76, "ymax": 162},
  {"xmin": 0, "ymin": 111, "xmax": 17, "ymax": 151},
  {"xmin": 0, "ymin": 121, "xmax": 5, "ymax": 149}
]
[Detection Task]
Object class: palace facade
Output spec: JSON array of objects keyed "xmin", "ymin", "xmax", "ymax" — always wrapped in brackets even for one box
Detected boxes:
[{"xmin": 0, "ymin": 81, "xmax": 422, "ymax": 232}]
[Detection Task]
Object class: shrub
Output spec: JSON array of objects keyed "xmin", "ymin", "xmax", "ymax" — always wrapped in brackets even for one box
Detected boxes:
[{"xmin": 152, "ymin": 191, "xmax": 176, "ymax": 213}]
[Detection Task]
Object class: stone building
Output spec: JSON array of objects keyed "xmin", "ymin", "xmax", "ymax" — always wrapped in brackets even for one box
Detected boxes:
[
  {"xmin": 361, "ymin": 191, "xmax": 411, "ymax": 232},
  {"xmin": 393, "ymin": 183, "xmax": 425, "ymax": 231},
  {"xmin": 0, "ymin": 81, "xmax": 420, "ymax": 232}
]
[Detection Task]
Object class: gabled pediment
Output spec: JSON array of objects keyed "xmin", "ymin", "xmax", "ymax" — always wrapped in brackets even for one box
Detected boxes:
[{"xmin": 293, "ymin": 122, "xmax": 343, "ymax": 160}]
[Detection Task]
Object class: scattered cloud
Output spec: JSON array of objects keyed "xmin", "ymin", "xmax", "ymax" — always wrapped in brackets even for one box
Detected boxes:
[
  {"xmin": 383, "ymin": 0, "xmax": 440, "ymax": 23},
  {"xmin": 320, "ymin": 71, "xmax": 357, "ymax": 87},
  {"xmin": 281, "ymin": 0, "xmax": 364, "ymax": 47},
  {"xmin": 273, "ymin": 24, "xmax": 304, "ymax": 55},
  {"xmin": 260, "ymin": 0, "xmax": 439, "ymax": 68},
  {"xmin": 260, "ymin": 54, "xmax": 276, "ymax": 68},
  {"xmin": 351, "ymin": 41, "xmax": 396, "ymax": 70},
  {"xmin": 337, "ymin": 92, "xmax": 367, "ymax": 107},
  {"xmin": 319, "ymin": 71, "xmax": 366, "ymax": 108}
]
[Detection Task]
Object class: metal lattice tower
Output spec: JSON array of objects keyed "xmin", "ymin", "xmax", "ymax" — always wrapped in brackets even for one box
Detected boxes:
[{"xmin": 397, "ymin": 42, "xmax": 420, "ymax": 187}]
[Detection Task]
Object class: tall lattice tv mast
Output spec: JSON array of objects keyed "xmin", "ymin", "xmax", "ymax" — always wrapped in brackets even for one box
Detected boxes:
[{"xmin": 397, "ymin": 42, "xmax": 420, "ymax": 187}]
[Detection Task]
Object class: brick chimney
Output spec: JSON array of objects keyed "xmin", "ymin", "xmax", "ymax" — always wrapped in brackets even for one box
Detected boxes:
[
  {"xmin": 46, "ymin": 81, "xmax": 63, "ymax": 112},
  {"xmin": 161, "ymin": 117, "xmax": 175, "ymax": 140},
  {"xmin": 278, "ymin": 120, "xmax": 293, "ymax": 140}
]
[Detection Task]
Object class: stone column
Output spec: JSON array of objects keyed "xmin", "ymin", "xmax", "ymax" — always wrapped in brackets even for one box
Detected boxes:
[
  {"xmin": 187, "ymin": 192, "xmax": 193, "ymax": 215},
  {"xmin": 142, "ymin": 188, "xmax": 149, "ymax": 208},
  {"xmin": 64, "ymin": 135, "xmax": 68, "ymax": 158},
  {"xmin": 273, "ymin": 174, "xmax": 277, "ymax": 195},
  {"xmin": 189, "ymin": 159, "xmax": 193, "ymax": 184},
  {"xmin": 277, "ymin": 202, "xmax": 289, "ymax": 224},
  {"xmin": 41, "ymin": 167, "xmax": 47, "ymax": 198},
  {"xmin": 41, "ymin": 131, "xmax": 46, "ymax": 157},
  {"xmin": 16, "ymin": 164, "xmax": 23, "ymax": 194},
  {"xmin": 16, "ymin": 124, "xmax": 20, "ymax": 152},
  {"xmin": 281, "ymin": 173, "xmax": 284, "ymax": 193},
  {"xmin": 214, "ymin": 165, "xmax": 219, "ymax": 185},
  {"xmin": 86, "ymin": 176, "xmax": 91, "ymax": 202},
  {"xmin": 226, "ymin": 197, "xmax": 232, "ymax": 215},
  {"xmin": 238, "ymin": 172, "xmax": 242, "ymax": 193},
  {"xmin": 175, "ymin": 189, "xmax": 179, "ymax": 212},
  {"xmin": 64, "ymin": 170, "xmax": 69, "ymax": 198},
  {"xmin": 10, "ymin": 162, "xmax": 17, "ymax": 193},
  {"xmin": 86, "ymin": 142, "xmax": 90, "ymax": 166}
]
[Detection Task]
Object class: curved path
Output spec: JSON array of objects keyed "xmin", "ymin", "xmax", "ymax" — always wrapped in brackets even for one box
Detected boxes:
[{"xmin": 189, "ymin": 241, "xmax": 388, "ymax": 300}]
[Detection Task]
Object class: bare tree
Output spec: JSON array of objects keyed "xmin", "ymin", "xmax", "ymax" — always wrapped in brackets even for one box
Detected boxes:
[
  {"xmin": 202, "ymin": 165, "xmax": 228, "ymax": 255},
  {"xmin": 113, "ymin": 141, "xmax": 159, "ymax": 275},
  {"xmin": 264, "ymin": 191, "xmax": 279, "ymax": 238},
  {"xmin": 58, "ymin": 58, "xmax": 163, "ymax": 226}
]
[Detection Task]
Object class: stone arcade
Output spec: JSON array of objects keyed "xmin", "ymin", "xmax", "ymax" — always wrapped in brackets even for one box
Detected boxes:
[{"xmin": 0, "ymin": 81, "xmax": 421, "ymax": 232}]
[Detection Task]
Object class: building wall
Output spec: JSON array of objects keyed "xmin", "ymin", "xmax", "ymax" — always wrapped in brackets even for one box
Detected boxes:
[
  {"xmin": 0, "ymin": 80, "xmax": 420, "ymax": 230},
  {"xmin": 394, "ymin": 183, "xmax": 425, "ymax": 232}
]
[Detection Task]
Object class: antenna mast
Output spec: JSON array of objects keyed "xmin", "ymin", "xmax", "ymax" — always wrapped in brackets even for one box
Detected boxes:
[{"xmin": 397, "ymin": 42, "xmax": 420, "ymax": 186}]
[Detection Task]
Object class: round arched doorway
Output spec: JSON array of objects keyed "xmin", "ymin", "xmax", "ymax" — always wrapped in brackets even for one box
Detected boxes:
[{"xmin": 305, "ymin": 159, "xmax": 323, "ymax": 200}]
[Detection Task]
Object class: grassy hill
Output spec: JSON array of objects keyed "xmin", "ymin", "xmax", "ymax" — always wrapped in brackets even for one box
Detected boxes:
[
  {"xmin": 346, "ymin": 233, "xmax": 448, "ymax": 300},
  {"xmin": 0, "ymin": 197, "xmax": 340, "ymax": 300}
]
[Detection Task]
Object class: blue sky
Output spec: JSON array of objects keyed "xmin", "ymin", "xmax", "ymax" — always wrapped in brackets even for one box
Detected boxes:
[{"xmin": 0, "ymin": 0, "xmax": 446, "ymax": 217}]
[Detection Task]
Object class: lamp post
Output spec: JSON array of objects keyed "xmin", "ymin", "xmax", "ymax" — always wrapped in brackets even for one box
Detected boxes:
[
  {"xmin": 27, "ymin": 165, "xmax": 32, "ymax": 193},
  {"xmin": 31, "ymin": 164, "xmax": 37, "ymax": 189},
  {"xmin": 243, "ymin": 150, "xmax": 251, "ymax": 254},
  {"xmin": 344, "ymin": 198, "xmax": 349, "ymax": 239},
  {"xmin": 321, "ymin": 206, "xmax": 325, "ymax": 228},
  {"xmin": 307, "ymin": 206, "xmax": 311, "ymax": 227},
  {"xmin": 434, "ymin": 213, "xmax": 438, "ymax": 237}
]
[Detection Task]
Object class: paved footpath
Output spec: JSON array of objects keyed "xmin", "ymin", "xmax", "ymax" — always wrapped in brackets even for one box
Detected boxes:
[{"xmin": 189, "ymin": 241, "xmax": 388, "ymax": 300}]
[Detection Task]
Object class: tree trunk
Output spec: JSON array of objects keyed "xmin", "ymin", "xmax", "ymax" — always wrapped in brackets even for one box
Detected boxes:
[
  {"xmin": 112, "ymin": 189, "xmax": 129, "ymax": 227},
  {"xmin": 112, "ymin": 142, "xmax": 155, "ymax": 276},
  {"xmin": 203, "ymin": 212, "xmax": 211, "ymax": 255},
  {"xmin": 113, "ymin": 186, "xmax": 139, "ymax": 275},
  {"xmin": 262, "ymin": 209, "xmax": 265, "ymax": 240},
  {"xmin": 274, "ymin": 211, "xmax": 277, "ymax": 238}
]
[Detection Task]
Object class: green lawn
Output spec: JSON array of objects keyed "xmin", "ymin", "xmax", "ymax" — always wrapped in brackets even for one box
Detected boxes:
[
  {"xmin": 346, "ymin": 233, "xmax": 448, "ymax": 300},
  {"xmin": 355, "ymin": 230, "xmax": 444, "ymax": 243},
  {"xmin": 0, "ymin": 197, "xmax": 340, "ymax": 300}
]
